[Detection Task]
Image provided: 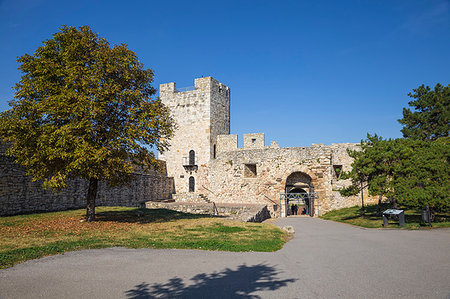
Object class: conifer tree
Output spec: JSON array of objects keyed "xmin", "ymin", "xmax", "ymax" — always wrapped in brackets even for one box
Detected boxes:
[{"xmin": 399, "ymin": 83, "xmax": 449, "ymax": 140}]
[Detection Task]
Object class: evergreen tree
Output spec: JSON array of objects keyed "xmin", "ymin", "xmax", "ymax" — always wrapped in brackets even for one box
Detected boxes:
[
  {"xmin": 399, "ymin": 83, "xmax": 449, "ymax": 140},
  {"xmin": 340, "ymin": 135, "xmax": 392, "ymax": 216},
  {"xmin": 394, "ymin": 137, "xmax": 450, "ymax": 213},
  {"xmin": 341, "ymin": 136, "xmax": 449, "ymax": 220}
]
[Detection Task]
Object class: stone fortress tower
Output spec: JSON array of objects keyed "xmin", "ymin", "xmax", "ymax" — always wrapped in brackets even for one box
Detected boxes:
[
  {"xmin": 159, "ymin": 77, "xmax": 230, "ymax": 196},
  {"xmin": 158, "ymin": 76, "xmax": 376, "ymax": 218}
]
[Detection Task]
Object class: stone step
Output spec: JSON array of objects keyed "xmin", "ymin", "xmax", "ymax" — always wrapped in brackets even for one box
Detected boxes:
[
  {"xmin": 162, "ymin": 199, "xmax": 175, "ymax": 203},
  {"xmin": 145, "ymin": 201, "xmax": 271, "ymax": 222}
]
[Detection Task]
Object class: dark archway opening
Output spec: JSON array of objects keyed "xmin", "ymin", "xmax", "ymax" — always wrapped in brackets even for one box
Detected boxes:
[
  {"xmin": 288, "ymin": 188, "xmax": 310, "ymax": 216},
  {"xmin": 284, "ymin": 172, "xmax": 314, "ymax": 217}
]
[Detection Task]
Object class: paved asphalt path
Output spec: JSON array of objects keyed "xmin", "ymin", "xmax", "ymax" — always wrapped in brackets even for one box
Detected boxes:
[{"xmin": 1, "ymin": 217, "xmax": 449, "ymax": 298}]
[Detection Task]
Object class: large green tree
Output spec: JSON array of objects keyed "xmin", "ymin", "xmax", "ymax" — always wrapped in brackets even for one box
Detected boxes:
[
  {"xmin": 398, "ymin": 83, "xmax": 449, "ymax": 140},
  {"xmin": 393, "ymin": 137, "xmax": 450, "ymax": 213},
  {"xmin": 341, "ymin": 136, "xmax": 449, "ymax": 220},
  {"xmin": 341, "ymin": 83, "xmax": 450, "ymax": 221},
  {"xmin": 340, "ymin": 134, "xmax": 393, "ymax": 216},
  {"xmin": 0, "ymin": 25, "xmax": 174, "ymax": 221}
]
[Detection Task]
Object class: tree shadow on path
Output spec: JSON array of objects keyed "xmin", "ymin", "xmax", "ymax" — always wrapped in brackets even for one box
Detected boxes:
[{"xmin": 125, "ymin": 263, "xmax": 297, "ymax": 298}]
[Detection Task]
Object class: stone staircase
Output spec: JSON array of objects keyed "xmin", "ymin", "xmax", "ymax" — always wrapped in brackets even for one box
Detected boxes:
[
  {"xmin": 145, "ymin": 201, "xmax": 271, "ymax": 223},
  {"xmin": 199, "ymin": 194, "xmax": 211, "ymax": 203},
  {"xmin": 145, "ymin": 191, "xmax": 271, "ymax": 222},
  {"xmin": 172, "ymin": 192, "xmax": 211, "ymax": 204}
]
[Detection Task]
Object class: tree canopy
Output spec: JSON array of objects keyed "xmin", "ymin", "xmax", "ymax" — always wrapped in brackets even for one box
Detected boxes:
[
  {"xmin": 0, "ymin": 25, "xmax": 174, "ymax": 221},
  {"xmin": 341, "ymin": 83, "xmax": 450, "ymax": 220},
  {"xmin": 339, "ymin": 134, "xmax": 393, "ymax": 215},
  {"xmin": 393, "ymin": 137, "xmax": 449, "ymax": 212},
  {"xmin": 342, "ymin": 136, "xmax": 449, "ymax": 213},
  {"xmin": 398, "ymin": 83, "xmax": 449, "ymax": 140}
]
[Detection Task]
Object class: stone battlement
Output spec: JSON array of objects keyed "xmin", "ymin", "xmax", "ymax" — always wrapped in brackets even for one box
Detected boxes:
[
  {"xmin": 160, "ymin": 77, "xmax": 230, "ymax": 97},
  {"xmin": 216, "ymin": 133, "xmax": 358, "ymax": 155}
]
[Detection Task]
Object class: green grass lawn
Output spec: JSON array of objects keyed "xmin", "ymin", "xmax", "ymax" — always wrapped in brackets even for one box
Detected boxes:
[
  {"xmin": 320, "ymin": 203, "xmax": 450, "ymax": 229},
  {"xmin": 0, "ymin": 207, "xmax": 287, "ymax": 269}
]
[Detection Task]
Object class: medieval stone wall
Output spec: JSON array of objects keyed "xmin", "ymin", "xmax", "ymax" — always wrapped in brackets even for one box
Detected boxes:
[
  {"xmin": 0, "ymin": 143, "xmax": 174, "ymax": 216},
  {"xmin": 217, "ymin": 135, "xmax": 238, "ymax": 153},
  {"xmin": 205, "ymin": 135, "xmax": 376, "ymax": 216},
  {"xmin": 156, "ymin": 77, "xmax": 377, "ymax": 216}
]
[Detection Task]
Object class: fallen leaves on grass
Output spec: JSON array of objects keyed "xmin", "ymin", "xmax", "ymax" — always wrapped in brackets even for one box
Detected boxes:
[{"xmin": 0, "ymin": 207, "xmax": 287, "ymax": 269}]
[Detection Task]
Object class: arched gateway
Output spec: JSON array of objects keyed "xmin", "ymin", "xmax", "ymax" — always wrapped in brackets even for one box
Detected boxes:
[{"xmin": 280, "ymin": 172, "xmax": 315, "ymax": 217}]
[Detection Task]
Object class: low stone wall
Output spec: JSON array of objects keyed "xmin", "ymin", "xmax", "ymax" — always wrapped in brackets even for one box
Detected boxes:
[
  {"xmin": 172, "ymin": 192, "xmax": 204, "ymax": 202},
  {"xmin": 145, "ymin": 201, "xmax": 270, "ymax": 222},
  {"xmin": 0, "ymin": 143, "xmax": 174, "ymax": 216}
]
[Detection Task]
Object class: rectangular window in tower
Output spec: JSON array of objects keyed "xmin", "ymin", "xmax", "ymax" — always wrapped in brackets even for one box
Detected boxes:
[{"xmin": 244, "ymin": 164, "xmax": 257, "ymax": 178}]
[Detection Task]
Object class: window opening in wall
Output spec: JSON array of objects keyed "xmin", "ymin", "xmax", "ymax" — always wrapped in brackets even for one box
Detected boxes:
[
  {"xmin": 333, "ymin": 165, "xmax": 343, "ymax": 179},
  {"xmin": 189, "ymin": 176, "xmax": 195, "ymax": 192},
  {"xmin": 251, "ymin": 138, "xmax": 256, "ymax": 144},
  {"xmin": 244, "ymin": 164, "xmax": 257, "ymax": 178},
  {"xmin": 213, "ymin": 144, "xmax": 216, "ymax": 159},
  {"xmin": 189, "ymin": 150, "xmax": 195, "ymax": 165}
]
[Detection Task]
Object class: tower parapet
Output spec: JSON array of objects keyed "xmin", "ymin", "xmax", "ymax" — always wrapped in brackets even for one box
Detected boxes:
[{"xmin": 244, "ymin": 133, "xmax": 265, "ymax": 149}]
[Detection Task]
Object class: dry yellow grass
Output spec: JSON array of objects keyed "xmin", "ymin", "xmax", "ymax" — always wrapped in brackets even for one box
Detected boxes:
[{"xmin": 0, "ymin": 207, "xmax": 287, "ymax": 269}]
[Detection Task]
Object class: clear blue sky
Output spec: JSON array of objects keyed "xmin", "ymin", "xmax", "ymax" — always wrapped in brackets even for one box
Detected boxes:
[{"xmin": 1, "ymin": 0, "xmax": 449, "ymax": 147}]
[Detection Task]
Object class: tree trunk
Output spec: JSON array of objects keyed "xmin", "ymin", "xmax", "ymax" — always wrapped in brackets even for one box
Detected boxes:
[
  {"xmin": 426, "ymin": 206, "xmax": 433, "ymax": 227},
  {"xmin": 360, "ymin": 182, "xmax": 365, "ymax": 217},
  {"xmin": 377, "ymin": 195, "xmax": 382, "ymax": 216},
  {"xmin": 86, "ymin": 177, "xmax": 98, "ymax": 222}
]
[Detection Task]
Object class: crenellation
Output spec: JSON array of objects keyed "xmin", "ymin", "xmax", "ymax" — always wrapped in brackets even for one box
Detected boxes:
[
  {"xmin": 270, "ymin": 141, "xmax": 280, "ymax": 148},
  {"xmin": 160, "ymin": 82, "xmax": 176, "ymax": 95},
  {"xmin": 244, "ymin": 133, "xmax": 265, "ymax": 149}
]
